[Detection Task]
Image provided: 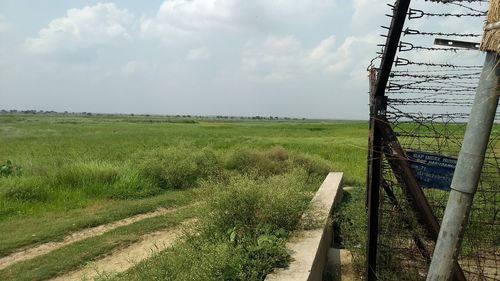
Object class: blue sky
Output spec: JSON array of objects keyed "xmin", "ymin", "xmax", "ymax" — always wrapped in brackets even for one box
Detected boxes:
[{"xmin": 0, "ymin": 0, "xmax": 486, "ymax": 119}]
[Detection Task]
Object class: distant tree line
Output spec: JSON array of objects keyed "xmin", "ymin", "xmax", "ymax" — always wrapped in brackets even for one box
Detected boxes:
[{"xmin": 0, "ymin": 109, "xmax": 307, "ymax": 120}]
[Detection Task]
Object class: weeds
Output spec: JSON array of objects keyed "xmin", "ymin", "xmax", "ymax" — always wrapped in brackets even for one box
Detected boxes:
[
  {"xmin": 0, "ymin": 160, "xmax": 22, "ymax": 178},
  {"xmin": 140, "ymin": 148, "xmax": 211, "ymax": 190},
  {"xmin": 117, "ymin": 169, "xmax": 318, "ymax": 281},
  {"xmin": 332, "ymin": 187, "xmax": 367, "ymax": 274},
  {"xmin": 54, "ymin": 161, "xmax": 120, "ymax": 189},
  {"xmin": 4, "ymin": 177, "xmax": 48, "ymax": 202}
]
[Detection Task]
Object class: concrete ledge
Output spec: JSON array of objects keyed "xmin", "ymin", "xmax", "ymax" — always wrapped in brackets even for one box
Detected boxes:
[
  {"xmin": 326, "ymin": 248, "xmax": 355, "ymax": 281},
  {"xmin": 266, "ymin": 172, "xmax": 344, "ymax": 281}
]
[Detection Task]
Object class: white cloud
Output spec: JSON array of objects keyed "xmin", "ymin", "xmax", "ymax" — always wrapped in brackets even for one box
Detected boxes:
[
  {"xmin": 140, "ymin": 0, "xmax": 336, "ymax": 44},
  {"xmin": 25, "ymin": 3, "xmax": 133, "ymax": 55},
  {"xmin": 351, "ymin": 0, "xmax": 387, "ymax": 30},
  {"xmin": 241, "ymin": 32, "xmax": 379, "ymax": 83},
  {"xmin": 140, "ymin": 0, "xmax": 238, "ymax": 44},
  {"xmin": 309, "ymin": 36, "xmax": 336, "ymax": 60},
  {"xmin": 121, "ymin": 60, "xmax": 152, "ymax": 76},
  {"xmin": 0, "ymin": 14, "xmax": 10, "ymax": 33},
  {"xmin": 186, "ymin": 47, "xmax": 211, "ymax": 61},
  {"xmin": 241, "ymin": 36, "xmax": 306, "ymax": 82}
]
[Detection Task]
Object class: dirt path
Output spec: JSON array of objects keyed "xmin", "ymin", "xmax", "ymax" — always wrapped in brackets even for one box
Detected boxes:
[
  {"xmin": 50, "ymin": 221, "xmax": 193, "ymax": 281},
  {"xmin": 0, "ymin": 207, "xmax": 177, "ymax": 270}
]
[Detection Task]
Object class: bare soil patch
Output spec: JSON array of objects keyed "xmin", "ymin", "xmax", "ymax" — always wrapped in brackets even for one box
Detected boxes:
[{"xmin": 49, "ymin": 228, "xmax": 182, "ymax": 281}]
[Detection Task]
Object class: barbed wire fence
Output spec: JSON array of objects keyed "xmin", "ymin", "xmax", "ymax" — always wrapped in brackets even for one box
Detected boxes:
[{"xmin": 366, "ymin": 0, "xmax": 499, "ymax": 280}]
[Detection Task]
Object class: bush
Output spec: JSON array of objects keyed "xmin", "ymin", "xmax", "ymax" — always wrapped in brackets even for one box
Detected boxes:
[
  {"xmin": 206, "ymin": 176, "xmax": 262, "ymax": 235},
  {"xmin": 140, "ymin": 148, "xmax": 224, "ymax": 190},
  {"xmin": 198, "ymin": 170, "xmax": 312, "ymax": 279},
  {"xmin": 258, "ymin": 171, "xmax": 310, "ymax": 231},
  {"xmin": 266, "ymin": 146, "xmax": 289, "ymax": 162},
  {"xmin": 291, "ymin": 154, "xmax": 332, "ymax": 183},
  {"xmin": 205, "ymin": 169, "xmax": 311, "ymax": 243},
  {"xmin": 224, "ymin": 147, "xmax": 290, "ymax": 177},
  {"xmin": 141, "ymin": 149, "xmax": 200, "ymax": 190},
  {"xmin": 128, "ymin": 239, "xmax": 244, "ymax": 281},
  {"xmin": 194, "ymin": 148, "xmax": 224, "ymax": 180},
  {"xmin": 224, "ymin": 147, "xmax": 331, "ymax": 183}
]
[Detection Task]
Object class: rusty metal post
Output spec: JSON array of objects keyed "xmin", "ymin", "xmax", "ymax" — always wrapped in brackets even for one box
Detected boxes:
[
  {"xmin": 366, "ymin": 67, "xmax": 382, "ymax": 280},
  {"xmin": 366, "ymin": 68, "xmax": 378, "ymax": 209},
  {"xmin": 365, "ymin": 1, "xmax": 411, "ymax": 279}
]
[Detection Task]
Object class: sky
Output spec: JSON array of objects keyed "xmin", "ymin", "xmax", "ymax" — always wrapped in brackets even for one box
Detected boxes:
[{"xmin": 0, "ymin": 0, "xmax": 487, "ymax": 119}]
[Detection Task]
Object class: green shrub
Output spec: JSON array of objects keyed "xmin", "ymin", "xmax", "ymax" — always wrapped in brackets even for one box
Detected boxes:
[
  {"xmin": 194, "ymin": 148, "xmax": 224, "ymax": 180},
  {"xmin": 205, "ymin": 169, "xmax": 311, "ymax": 243},
  {"xmin": 224, "ymin": 147, "xmax": 290, "ymax": 177},
  {"xmin": 140, "ymin": 149, "xmax": 200, "ymax": 190},
  {"xmin": 139, "ymin": 148, "xmax": 225, "ymax": 190},
  {"xmin": 206, "ymin": 176, "xmax": 262, "ymax": 235},
  {"xmin": 0, "ymin": 160, "xmax": 22, "ymax": 177},
  {"xmin": 266, "ymin": 146, "xmax": 289, "ymax": 162},
  {"xmin": 200, "ymin": 171, "xmax": 312, "ymax": 279},
  {"xmin": 257, "ymin": 171, "xmax": 310, "ymax": 231},
  {"xmin": 224, "ymin": 147, "xmax": 331, "ymax": 183},
  {"xmin": 126, "ymin": 236, "xmax": 287, "ymax": 281},
  {"xmin": 291, "ymin": 154, "xmax": 332, "ymax": 183},
  {"xmin": 127, "ymin": 239, "xmax": 243, "ymax": 281}
]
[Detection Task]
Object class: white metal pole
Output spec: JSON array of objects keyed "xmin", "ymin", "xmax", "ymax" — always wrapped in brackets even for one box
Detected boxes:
[{"xmin": 426, "ymin": 52, "xmax": 499, "ymax": 281}]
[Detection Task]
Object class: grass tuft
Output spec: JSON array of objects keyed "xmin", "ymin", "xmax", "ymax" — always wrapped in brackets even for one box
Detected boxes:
[
  {"xmin": 4, "ymin": 177, "xmax": 49, "ymax": 203},
  {"xmin": 54, "ymin": 161, "xmax": 120, "ymax": 189},
  {"xmin": 140, "ymin": 148, "xmax": 203, "ymax": 190}
]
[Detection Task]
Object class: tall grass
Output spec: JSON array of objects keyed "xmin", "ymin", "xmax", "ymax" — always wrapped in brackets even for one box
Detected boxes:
[
  {"xmin": 0, "ymin": 145, "xmax": 334, "ymax": 220},
  {"xmin": 139, "ymin": 148, "xmax": 224, "ymax": 190},
  {"xmin": 54, "ymin": 161, "xmax": 120, "ymax": 188}
]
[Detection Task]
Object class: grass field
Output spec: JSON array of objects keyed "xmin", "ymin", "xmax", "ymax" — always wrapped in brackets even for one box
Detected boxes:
[{"xmin": 0, "ymin": 114, "xmax": 368, "ymax": 280}]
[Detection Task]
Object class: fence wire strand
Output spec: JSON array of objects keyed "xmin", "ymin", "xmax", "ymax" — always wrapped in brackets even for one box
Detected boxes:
[{"xmin": 369, "ymin": 0, "xmax": 499, "ymax": 280}]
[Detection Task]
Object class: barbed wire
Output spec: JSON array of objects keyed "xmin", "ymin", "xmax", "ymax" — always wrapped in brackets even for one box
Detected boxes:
[
  {"xmin": 408, "ymin": 8, "xmax": 486, "ymax": 19},
  {"xmin": 368, "ymin": 1, "xmax": 498, "ymax": 280},
  {"xmin": 412, "ymin": 46, "xmax": 476, "ymax": 51},
  {"xmin": 448, "ymin": 2, "xmax": 488, "ymax": 13},
  {"xmin": 395, "ymin": 57, "xmax": 483, "ymax": 68},
  {"xmin": 399, "ymin": 27, "xmax": 481, "ymax": 37},
  {"xmin": 390, "ymin": 72, "xmax": 481, "ymax": 79}
]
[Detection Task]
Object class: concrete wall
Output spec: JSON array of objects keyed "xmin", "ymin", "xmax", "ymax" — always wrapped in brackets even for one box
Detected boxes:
[{"xmin": 266, "ymin": 172, "xmax": 344, "ymax": 281}]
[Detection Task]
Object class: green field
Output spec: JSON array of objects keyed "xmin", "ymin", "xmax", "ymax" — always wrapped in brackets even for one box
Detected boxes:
[{"xmin": 0, "ymin": 114, "xmax": 368, "ymax": 280}]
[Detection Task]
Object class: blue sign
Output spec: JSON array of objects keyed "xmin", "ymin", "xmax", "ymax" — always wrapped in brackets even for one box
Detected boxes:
[{"xmin": 406, "ymin": 150, "xmax": 457, "ymax": 191}]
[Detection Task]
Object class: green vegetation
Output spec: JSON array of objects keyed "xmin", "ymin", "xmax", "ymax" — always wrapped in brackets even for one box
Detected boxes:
[
  {"xmin": 333, "ymin": 187, "xmax": 366, "ymax": 274},
  {"xmin": 114, "ymin": 170, "xmax": 316, "ymax": 281},
  {"xmin": 0, "ymin": 114, "xmax": 368, "ymax": 280}
]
